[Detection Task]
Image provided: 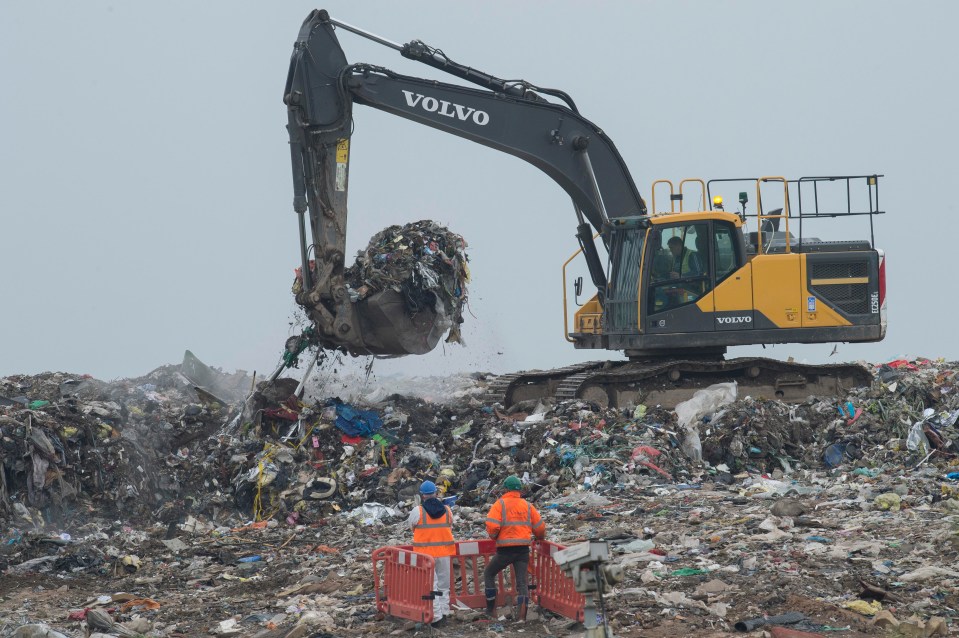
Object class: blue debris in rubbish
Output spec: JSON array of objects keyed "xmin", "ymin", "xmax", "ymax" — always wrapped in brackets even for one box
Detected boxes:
[
  {"xmin": 946, "ymin": 472, "xmax": 959, "ymax": 481},
  {"xmin": 238, "ymin": 555, "xmax": 262, "ymax": 563},
  {"xmin": 823, "ymin": 442, "xmax": 848, "ymax": 468},
  {"xmin": 838, "ymin": 402, "xmax": 856, "ymax": 418},
  {"xmin": 806, "ymin": 536, "xmax": 832, "ymax": 544},
  {"xmin": 326, "ymin": 399, "xmax": 383, "ymax": 437}
]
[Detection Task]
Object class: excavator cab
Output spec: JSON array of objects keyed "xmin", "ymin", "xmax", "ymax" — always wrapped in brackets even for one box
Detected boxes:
[{"xmin": 568, "ymin": 174, "xmax": 885, "ymax": 359}]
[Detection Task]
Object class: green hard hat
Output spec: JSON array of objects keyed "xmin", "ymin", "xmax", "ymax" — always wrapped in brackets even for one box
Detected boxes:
[{"xmin": 503, "ymin": 475, "xmax": 522, "ymax": 491}]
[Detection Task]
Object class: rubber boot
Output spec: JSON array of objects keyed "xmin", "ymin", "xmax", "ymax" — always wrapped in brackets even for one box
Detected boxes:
[
  {"xmin": 516, "ymin": 595, "xmax": 529, "ymax": 622},
  {"xmin": 484, "ymin": 588, "xmax": 497, "ymax": 618}
]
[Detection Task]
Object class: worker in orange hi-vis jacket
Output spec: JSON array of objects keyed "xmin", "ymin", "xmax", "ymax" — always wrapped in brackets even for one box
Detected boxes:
[
  {"xmin": 408, "ymin": 480, "xmax": 455, "ymax": 627},
  {"xmin": 483, "ymin": 475, "xmax": 546, "ymax": 621}
]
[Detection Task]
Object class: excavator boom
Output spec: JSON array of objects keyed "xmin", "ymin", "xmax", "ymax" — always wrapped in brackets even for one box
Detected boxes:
[{"xmin": 284, "ymin": 10, "xmax": 645, "ymax": 355}]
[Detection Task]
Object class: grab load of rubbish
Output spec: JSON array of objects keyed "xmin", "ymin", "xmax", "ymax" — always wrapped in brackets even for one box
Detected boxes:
[{"xmin": 344, "ymin": 220, "xmax": 470, "ymax": 346}]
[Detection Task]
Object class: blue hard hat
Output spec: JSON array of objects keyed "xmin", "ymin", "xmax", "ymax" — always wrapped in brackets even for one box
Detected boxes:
[{"xmin": 420, "ymin": 480, "xmax": 437, "ymax": 495}]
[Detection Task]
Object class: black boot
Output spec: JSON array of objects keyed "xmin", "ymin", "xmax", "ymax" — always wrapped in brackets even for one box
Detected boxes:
[{"xmin": 484, "ymin": 588, "xmax": 497, "ymax": 617}]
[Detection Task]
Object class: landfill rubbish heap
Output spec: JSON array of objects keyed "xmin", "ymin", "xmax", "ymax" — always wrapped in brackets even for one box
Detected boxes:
[
  {"xmin": 345, "ymin": 220, "xmax": 470, "ymax": 345},
  {"xmin": 2, "ymin": 357, "xmax": 959, "ymax": 637}
]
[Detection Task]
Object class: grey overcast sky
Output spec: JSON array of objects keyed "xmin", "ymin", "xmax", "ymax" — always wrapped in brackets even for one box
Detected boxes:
[{"xmin": 2, "ymin": 1, "xmax": 956, "ymax": 381}]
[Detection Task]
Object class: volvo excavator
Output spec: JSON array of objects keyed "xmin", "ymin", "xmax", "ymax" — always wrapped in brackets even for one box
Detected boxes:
[{"xmin": 283, "ymin": 10, "xmax": 887, "ymax": 408}]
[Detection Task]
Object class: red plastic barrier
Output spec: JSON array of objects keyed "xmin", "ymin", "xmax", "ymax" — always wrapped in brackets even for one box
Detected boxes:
[
  {"xmin": 530, "ymin": 540, "xmax": 586, "ymax": 622},
  {"xmin": 372, "ymin": 546, "xmax": 436, "ymax": 623},
  {"xmin": 448, "ymin": 539, "xmax": 519, "ymax": 608},
  {"xmin": 373, "ymin": 539, "xmax": 586, "ymax": 623}
]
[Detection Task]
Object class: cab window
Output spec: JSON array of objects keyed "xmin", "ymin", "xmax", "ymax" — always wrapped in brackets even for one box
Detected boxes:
[
  {"xmin": 648, "ymin": 223, "xmax": 710, "ymax": 313},
  {"xmin": 714, "ymin": 223, "xmax": 738, "ymax": 283}
]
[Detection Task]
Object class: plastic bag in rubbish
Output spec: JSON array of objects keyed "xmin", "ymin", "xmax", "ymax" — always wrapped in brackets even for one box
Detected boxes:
[
  {"xmin": 620, "ymin": 538, "xmax": 656, "ymax": 552},
  {"xmin": 674, "ymin": 382, "xmax": 738, "ymax": 429},
  {"xmin": 907, "ymin": 421, "xmax": 930, "ymax": 453},
  {"xmin": 823, "ymin": 442, "xmax": 847, "ymax": 468},
  {"xmin": 347, "ymin": 503, "xmax": 401, "ymax": 523},
  {"xmin": 681, "ymin": 427, "xmax": 703, "ymax": 463}
]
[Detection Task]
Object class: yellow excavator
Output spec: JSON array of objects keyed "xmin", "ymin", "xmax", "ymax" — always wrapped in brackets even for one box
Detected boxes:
[{"xmin": 283, "ymin": 10, "xmax": 886, "ymax": 407}]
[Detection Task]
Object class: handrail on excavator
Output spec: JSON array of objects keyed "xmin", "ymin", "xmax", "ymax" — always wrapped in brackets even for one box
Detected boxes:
[
  {"xmin": 650, "ymin": 178, "xmax": 707, "ymax": 214},
  {"xmin": 755, "ymin": 176, "xmax": 791, "ymax": 255}
]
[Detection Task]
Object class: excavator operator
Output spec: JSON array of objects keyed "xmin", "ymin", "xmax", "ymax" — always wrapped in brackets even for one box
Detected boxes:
[
  {"xmin": 666, "ymin": 236, "xmax": 703, "ymax": 279},
  {"xmin": 651, "ymin": 235, "xmax": 704, "ymax": 311}
]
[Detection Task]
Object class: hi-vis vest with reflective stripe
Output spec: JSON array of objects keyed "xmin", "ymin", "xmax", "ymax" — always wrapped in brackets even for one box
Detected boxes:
[
  {"xmin": 485, "ymin": 493, "xmax": 545, "ymax": 547},
  {"xmin": 412, "ymin": 506, "xmax": 455, "ymax": 557}
]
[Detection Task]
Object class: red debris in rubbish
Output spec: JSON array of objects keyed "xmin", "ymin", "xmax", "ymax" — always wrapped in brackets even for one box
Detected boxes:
[
  {"xmin": 631, "ymin": 445, "xmax": 662, "ymax": 460},
  {"xmin": 638, "ymin": 460, "xmax": 672, "ymax": 479},
  {"xmin": 119, "ymin": 598, "xmax": 161, "ymax": 612},
  {"xmin": 232, "ymin": 520, "xmax": 270, "ymax": 532},
  {"xmin": 885, "ymin": 359, "xmax": 918, "ymax": 370},
  {"xmin": 630, "ymin": 447, "xmax": 671, "ymax": 478},
  {"xmin": 263, "ymin": 407, "xmax": 299, "ymax": 421},
  {"xmin": 311, "ymin": 544, "xmax": 340, "ymax": 554},
  {"xmin": 341, "ymin": 434, "xmax": 363, "ymax": 445},
  {"xmin": 847, "ymin": 407, "xmax": 864, "ymax": 425},
  {"xmin": 67, "ymin": 609, "xmax": 89, "ymax": 621}
]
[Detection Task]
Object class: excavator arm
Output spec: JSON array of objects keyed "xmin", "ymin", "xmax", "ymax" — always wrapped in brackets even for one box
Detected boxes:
[{"xmin": 284, "ymin": 9, "xmax": 646, "ymax": 356}]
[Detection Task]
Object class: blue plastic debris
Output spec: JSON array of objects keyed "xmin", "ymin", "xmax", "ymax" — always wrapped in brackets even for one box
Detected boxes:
[
  {"xmin": 823, "ymin": 442, "xmax": 848, "ymax": 468},
  {"xmin": 326, "ymin": 398, "xmax": 383, "ymax": 437}
]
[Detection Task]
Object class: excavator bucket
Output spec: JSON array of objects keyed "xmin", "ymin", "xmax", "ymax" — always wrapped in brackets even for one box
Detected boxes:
[
  {"xmin": 286, "ymin": 13, "xmax": 469, "ymax": 358},
  {"xmin": 347, "ymin": 290, "xmax": 453, "ymax": 356}
]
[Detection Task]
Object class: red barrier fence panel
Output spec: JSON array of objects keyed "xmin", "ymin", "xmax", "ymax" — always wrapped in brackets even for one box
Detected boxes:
[
  {"xmin": 372, "ymin": 546, "xmax": 436, "ymax": 624},
  {"xmin": 449, "ymin": 539, "xmax": 519, "ymax": 608},
  {"xmin": 373, "ymin": 539, "xmax": 585, "ymax": 623},
  {"xmin": 530, "ymin": 541, "xmax": 586, "ymax": 622}
]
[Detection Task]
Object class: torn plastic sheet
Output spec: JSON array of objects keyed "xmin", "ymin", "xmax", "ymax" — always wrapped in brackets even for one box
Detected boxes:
[
  {"xmin": 675, "ymin": 382, "xmax": 738, "ymax": 429},
  {"xmin": 326, "ymin": 399, "xmax": 382, "ymax": 437},
  {"xmin": 347, "ymin": 502, "xmax": 401, "ymax": 524}
]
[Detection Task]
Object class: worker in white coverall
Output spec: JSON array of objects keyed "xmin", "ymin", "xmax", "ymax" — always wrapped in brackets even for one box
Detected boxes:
[{"xmin": 407, "ymin": 480, "xmax": 455, "ymax": 627}]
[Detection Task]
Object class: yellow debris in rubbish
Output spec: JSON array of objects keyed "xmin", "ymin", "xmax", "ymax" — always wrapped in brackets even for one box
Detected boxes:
[
  {"xmin": 874, "ymin": 492, "xmax": 902, "ymax": 511},
  {"xmin": 843, "ymin": 599, "xmax": 882, "ymax": 615},
  {"xmin": 120, "ymin": 554, "xmax": 141, "ymax": 572}
]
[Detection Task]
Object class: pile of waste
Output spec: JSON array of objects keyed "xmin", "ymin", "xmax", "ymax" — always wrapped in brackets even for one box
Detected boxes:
[
  {"xmin": 0, "ymin": 353, "xmax": 251, "ymax": 532},
  {"xmin": 345, "ymin": 220, "xmax": 470, "ymax": 344},
  {"xmin": 4, "ymin": 356, "xmax": 959, "ymax": 637}
]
